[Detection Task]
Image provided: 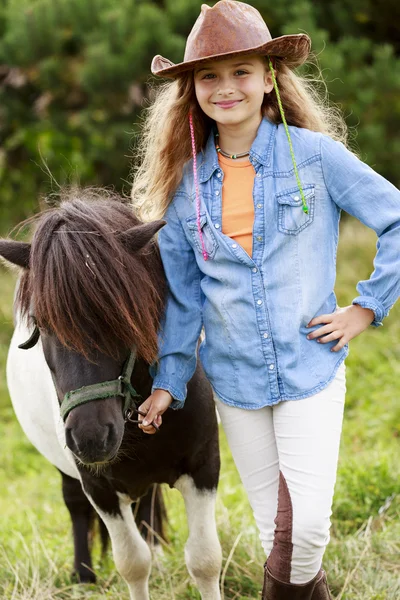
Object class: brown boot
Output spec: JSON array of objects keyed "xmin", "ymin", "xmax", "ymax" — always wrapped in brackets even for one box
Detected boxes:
[{"xmin": 263, "ymin": 566, "xmax": 331, "ymax": 600}]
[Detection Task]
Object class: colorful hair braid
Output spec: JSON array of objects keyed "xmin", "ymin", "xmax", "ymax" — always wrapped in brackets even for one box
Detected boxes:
[{"xmin": 189, "ymin": 111, "xmax": 209, "ymax": 261}]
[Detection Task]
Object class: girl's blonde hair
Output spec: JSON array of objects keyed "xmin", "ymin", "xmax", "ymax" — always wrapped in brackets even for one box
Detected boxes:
[{"xmin": 132, "ymin": 58, "xmax": 348, "ymax": 221}]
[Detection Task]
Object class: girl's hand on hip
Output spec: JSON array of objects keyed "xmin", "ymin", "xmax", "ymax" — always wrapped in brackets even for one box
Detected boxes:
[
  {"xmin": 307, "ymin": 305, "xmax": 375, "ymax": 352},
  {"xmin": 138, "ymin": 389, "xmax": 173, "ymax": 434}
]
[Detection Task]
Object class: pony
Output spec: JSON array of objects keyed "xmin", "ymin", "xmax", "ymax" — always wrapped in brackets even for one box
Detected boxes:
[{"xmin": 0, "ymin": 190, "xmax": 222, "ymax": 600}]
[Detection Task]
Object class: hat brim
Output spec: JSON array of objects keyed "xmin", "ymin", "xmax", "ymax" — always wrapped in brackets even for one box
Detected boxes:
[{"xmin": 152, "ymin": 34, "xmax": 311, "ymax": 78}]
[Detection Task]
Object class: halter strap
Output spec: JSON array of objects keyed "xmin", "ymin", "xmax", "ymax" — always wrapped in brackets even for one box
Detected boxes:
[
  {"xmin": 18, "ymin": 328, "xmax": 150, "ymax": 425},
  {"xmin": 60, "ymin": 349, "xmax": 140, "ymax": 421}
]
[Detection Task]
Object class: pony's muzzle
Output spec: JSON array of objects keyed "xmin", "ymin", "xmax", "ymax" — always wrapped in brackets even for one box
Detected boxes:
[{"xmin": 65, "ymin": 418, "xmax": 120, "ymax": 465}]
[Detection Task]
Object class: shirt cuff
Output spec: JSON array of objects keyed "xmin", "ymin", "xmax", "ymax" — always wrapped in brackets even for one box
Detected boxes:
[
  {"xmin": 352, "ymin": 296, "xmax": 386, "ymax": 327},
  {"xmin": 151, "ymin": 375, "xmax": 186, "ymax": 410}
]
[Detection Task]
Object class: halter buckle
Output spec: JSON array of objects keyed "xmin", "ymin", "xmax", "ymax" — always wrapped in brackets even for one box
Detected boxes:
[{"xmin": 124, "ymin": 407, "xmax": 160, "ymax": 432}]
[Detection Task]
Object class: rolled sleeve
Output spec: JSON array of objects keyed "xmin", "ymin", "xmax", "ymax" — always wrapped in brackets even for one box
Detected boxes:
[
  {"xmin": 151, "ymin": 199, "xmax": 203, "ymax": 409},
  {"xmin": 151, "ymin": 375, "xmax": 186, "ymax": 409},
  {"xmin": 351, "ymin": 296, "xmax": 385, "ymax": 327},
  {"xmin": 321, "ymin": 135, "xmax": 400, "ymax": 325}
]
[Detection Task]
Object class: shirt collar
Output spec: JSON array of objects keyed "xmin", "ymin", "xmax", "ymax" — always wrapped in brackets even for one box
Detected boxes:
[{"xmin": 199, "ymin": 117, "xmax": 277, "ymax": 183}]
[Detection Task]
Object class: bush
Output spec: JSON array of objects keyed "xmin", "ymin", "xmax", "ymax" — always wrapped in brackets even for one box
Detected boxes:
[{"xmin": 0, "ymin": 0, "xmax": 398, "ymax": 233}]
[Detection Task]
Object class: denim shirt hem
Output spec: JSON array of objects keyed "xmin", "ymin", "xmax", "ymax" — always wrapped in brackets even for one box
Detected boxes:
[{"xmin": 212, "ymin": 350, "xmax": 348, "ymax": 409}]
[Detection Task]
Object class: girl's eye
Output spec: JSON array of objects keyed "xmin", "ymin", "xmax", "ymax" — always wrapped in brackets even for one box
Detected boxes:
[{"xmin": 199, "ymin": 70, "xmax": 249, "ymax": 80}]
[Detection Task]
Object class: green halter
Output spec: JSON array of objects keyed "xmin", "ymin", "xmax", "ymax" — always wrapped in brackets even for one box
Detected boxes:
[
  {"xmin": 60, "ymin": 350, "xmax": 140, "ymax": 422},
  {"xmin": 18, "ymin": 327, "xmax": 159, "ymax": 430}
]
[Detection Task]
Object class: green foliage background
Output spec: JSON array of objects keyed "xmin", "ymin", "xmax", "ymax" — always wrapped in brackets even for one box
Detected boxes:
[{"xmin": 0, "ymin": 0, "xmax": 399, "ymax": 231}]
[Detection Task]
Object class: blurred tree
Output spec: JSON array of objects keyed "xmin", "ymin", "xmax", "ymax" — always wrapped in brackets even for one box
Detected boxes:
[
  {"xmin": 0, "ymin": 0, "xmax": 185, "ymax": 229},
  {"xmin": 0, "ymin": 0, "xmax": 398, "ymax": 232},
  {"xmin": 269, "ymin": 0, "xmax": 400, "ymax": 179}
]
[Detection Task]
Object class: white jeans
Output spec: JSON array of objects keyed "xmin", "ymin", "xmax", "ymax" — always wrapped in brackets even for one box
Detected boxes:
[{"xmin": 215, "ymin": 363, "xmax": 346, "ymax": 584}]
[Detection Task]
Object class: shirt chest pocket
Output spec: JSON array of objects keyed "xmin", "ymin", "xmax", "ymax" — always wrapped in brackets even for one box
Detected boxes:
[
  {"xmin": 276, "ymin": 185, "xmax": 315, "ymax": 235},
  {"xmin": 186, "ymin": 212, "xmax": 219, "ymax": 259}
]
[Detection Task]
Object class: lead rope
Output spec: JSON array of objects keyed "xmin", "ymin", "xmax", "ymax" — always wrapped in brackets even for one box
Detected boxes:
[
  {"xmin": 189, "ymin": 112, "xmax": 208, "ymax": 260},
  {"xmin": 268, "ymin": 57, "xmax": 309, "ymax": 214}
]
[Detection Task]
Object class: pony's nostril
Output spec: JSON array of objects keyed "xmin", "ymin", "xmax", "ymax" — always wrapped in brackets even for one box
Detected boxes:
[
  {"xmin": 65, "ymin": 427, "xmax": 77, "ymax": 452},
  {"xmin": 105, "ymin": 423, "xmax": 116, "ymax": 447}
]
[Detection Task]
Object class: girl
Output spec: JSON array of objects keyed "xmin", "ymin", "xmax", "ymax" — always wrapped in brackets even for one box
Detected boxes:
[{"xmin": 132, "ymin": 1, "xmax": 400, "ymax": 598}]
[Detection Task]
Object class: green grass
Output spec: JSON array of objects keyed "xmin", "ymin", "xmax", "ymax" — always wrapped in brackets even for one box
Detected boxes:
[{"xmin": 1, "ymin": 217, "xmax": 399, "ymax": 599}]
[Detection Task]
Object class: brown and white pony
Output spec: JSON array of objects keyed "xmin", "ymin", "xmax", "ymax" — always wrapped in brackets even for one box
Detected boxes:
[{"xmin": 0, "ymin": 191, "xmax": 222, "ymax": 600}]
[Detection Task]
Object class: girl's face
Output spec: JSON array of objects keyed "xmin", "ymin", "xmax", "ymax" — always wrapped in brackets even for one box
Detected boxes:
[{"xmin": 194, "ymin": 55, "xmax": 273, "ymax": 129}]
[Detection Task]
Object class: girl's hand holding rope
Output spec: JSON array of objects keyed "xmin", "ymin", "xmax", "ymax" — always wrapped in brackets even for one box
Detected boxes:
[{"xmin": 138, "ymin": 389, "xmax": 173, "ymax": 434}]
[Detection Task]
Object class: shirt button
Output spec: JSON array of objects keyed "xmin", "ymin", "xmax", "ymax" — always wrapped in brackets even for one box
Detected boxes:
[
  {"xmin": 217, "ymin": 172, "xmax": 222, "ymax": 178},
  {"xmin": 257, "ymin": 300, "xmax": 263, "ymax": 305},
  {"xmin": 294, "ymin": 195, "xmax": 300, "ymax": 201},
  {"xmin": 269, "ymin": 364, "xmax": 275, "ymax": 370},
  {"xmin": 252, "ymin": 267, "xmax": 258, "ymax": 273},
  {"xmin": 257, "ymin": 203, "xmax": 263, "ymax": 209},
  {"xmin": 263, "ymin": 333, "xmax": 269, "ymax": 338},
  {"xmin": 215, "ymin": 190, "xmax": 220, "ymax": 196},
  {"xmin": 257, "ymin": 236, "xmax": 263, "ymax": 242},
  {"xmin": 231, "ymin": 243, "xmax": 238, "ymax": 249},
  {"xmin": 214, "ymin": 223, "xmax": 220, "ymax": 229},
  {"xmin": 257, "ymin": 173, "xmax": 262, "ymax": 178}
]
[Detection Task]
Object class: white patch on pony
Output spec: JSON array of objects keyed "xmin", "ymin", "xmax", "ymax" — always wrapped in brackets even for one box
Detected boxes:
[
  {"xmin": 201, "ymin": 328, "xmax": 220, "ymax": 425},
  {"xmin": 174, "ymin": 474, "xmax": 222, "ymax": 600},
  {"xmin": 87, "ymin": 492, "xmax": 152, "ymax": 600},
  {"xmin": 7, "ymin": 317, "xmax": 79, "ymax": 479}
]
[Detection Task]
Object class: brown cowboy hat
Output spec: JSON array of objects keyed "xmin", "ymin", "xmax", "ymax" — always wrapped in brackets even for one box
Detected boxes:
[{"xmin": 152, "ymin": 0, "xmax": 311, "ymax": 78}]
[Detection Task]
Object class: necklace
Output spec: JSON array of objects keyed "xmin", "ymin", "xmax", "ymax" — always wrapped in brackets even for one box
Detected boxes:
[{"xmin": 215, "ymin": 132, "xmax": 250, "ymax": 160}]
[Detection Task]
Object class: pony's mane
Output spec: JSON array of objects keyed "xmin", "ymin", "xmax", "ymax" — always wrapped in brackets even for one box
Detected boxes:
[{"xmin": 17, "ymin": 190, "xmax": 166, "ymax": 363}]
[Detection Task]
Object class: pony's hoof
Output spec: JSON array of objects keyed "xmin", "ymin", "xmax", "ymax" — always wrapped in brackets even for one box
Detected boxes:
[{"xmin": 71, "ymin": 568, "xmax": 96, "ymax": 584}]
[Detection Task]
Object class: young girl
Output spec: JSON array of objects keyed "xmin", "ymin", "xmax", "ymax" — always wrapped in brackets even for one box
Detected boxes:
[{"xmin": 132, "ymin": 1, "xmax": 400, "ymax": 598}]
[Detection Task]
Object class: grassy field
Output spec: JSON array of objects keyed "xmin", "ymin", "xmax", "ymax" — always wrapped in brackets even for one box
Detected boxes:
[{"xmin": 0, "ymin": 217, "xmax": 399, "ymax": 599}]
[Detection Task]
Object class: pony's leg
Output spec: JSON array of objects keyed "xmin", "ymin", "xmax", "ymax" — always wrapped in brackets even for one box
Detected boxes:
[
  {"xmin": 133, "ymin": 483, "xmax": 166, "ymax": 548},
  {"xmin": 60, "ymin": 470, "xmax": 96, "ymax": 583},
  {"xmin": 175, "ymin": 474, "xmax": 222, "ymax": 600},
  {"xmin": 86, "ymin": 491, "xmax": 152, "ymax": 600}
]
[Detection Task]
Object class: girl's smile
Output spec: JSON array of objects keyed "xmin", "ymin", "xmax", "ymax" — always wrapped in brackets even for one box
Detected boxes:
[{"xmin": 213, "ymin": 100, "xmax": 243, "ymax": 109}]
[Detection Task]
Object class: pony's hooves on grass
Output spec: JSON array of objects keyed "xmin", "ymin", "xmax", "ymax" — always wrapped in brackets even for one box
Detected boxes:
[{"xmin": 71, "ymin": 569, "xmax": 96, "ymax": 584}]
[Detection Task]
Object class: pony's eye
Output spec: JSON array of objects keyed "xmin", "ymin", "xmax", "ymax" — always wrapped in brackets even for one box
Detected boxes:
[{"xmin": 29, "ymin": 315, "xmax": 46, "ymax": 333}]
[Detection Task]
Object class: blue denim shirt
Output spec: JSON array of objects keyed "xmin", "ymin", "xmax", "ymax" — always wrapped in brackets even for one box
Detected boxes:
[{"xmin": 152, "ymin": 118, "xmax": 400, "ymax": 409}]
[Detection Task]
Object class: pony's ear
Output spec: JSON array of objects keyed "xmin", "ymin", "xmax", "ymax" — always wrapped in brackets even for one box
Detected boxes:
[
  {"xmin": 0, "ymin": 240, "xmax": 31, "ymax": 269},
  {"xmin": 118, "ymin": 220, "xmax": 166, "ymax": 253}
]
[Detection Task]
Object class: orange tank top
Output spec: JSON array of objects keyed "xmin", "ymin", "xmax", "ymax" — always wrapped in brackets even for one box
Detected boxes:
[{"xmin": 218, "ymin": 154, "xmax": 255, "ymax": 256}]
